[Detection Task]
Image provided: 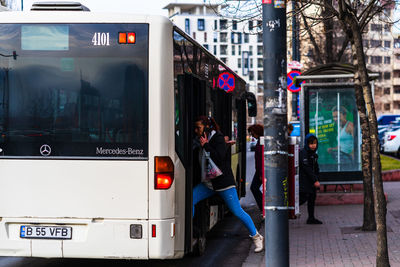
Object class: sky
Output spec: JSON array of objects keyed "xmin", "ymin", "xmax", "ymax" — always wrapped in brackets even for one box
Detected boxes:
[
  {"xmin": 5, "ymin": 0, "xmax": 400, "ymax": 33},
  {"xmin": 7, "ymin": 0, "xmax": 206, "ymax": 15}
]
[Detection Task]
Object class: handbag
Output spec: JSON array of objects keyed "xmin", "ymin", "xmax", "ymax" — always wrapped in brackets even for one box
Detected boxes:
[{"xmin": 201, "ymin": 150, "xmax": 223, "ymax": 180}]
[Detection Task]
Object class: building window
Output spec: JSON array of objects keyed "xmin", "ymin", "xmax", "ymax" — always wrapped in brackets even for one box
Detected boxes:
[
  {"xmin": 363, "ymin": 39, "xmax": 369, "ymax": 48},
  {"xmin": 249, "ymin": 71, "xmax": 254, "ymax": 81},
  {"xmin": 198, "ymin": 19, "xmax": 205, "ymax": 31},
  {"xmin": 384, "ymin": 103, "xmax": 390, "ymax": 110},
  {"xmin": 221, "ymin": 58, "xmax": 227, "ymax": 63},
  {"xmin": 231, "ymin": 32, "xmax": 242, "ymax": 44},
  {"xmin": 371, "ymin": 56, "xmax": 382, "ymax": 64},
  {"xmin": 384, "ymin": 41, "xmax": 391, "ymax": 48},
  {"xmin": 213, "ymin": 32, "xmax": 217, "ymax": 42},
  {"xmin": 220, "ymin": 45, "xmax": 228, "ymax": 55},
  {"xmin": 214, "ymin": 20, "xmax": 217, "ymax": 30},
  {"xmin": 238, "ymin": 45, "xmax": 241, "ymax": 55},
  {"xmin": 257, "ymin": 71, "xmax": 263, "ymax": 80},
  {"xmin": 258, "ymin": 58, "xmax": 263, "ymax": 68},
  {"xmin": 365, "ymin": 55, "xmax": 369, "ymax": 64},
  {"xmin": 232, "ymin": 45, "xmax": 235, "ymax": 55},
  {"xmin": 238, "ymin": 58, "xmax": 241, "ymax": 68},
  {"xmin": 249, "ymin": 45, "xmax": 253, "ymax": 56},
  {"xmin": 232, "ymin": 20, "xmax": 237, "ymax": 30},
  {"xmin": 384, "ymin": 72, "xmax": 391, "ymax": 80},
  {"xmin": 213, "ymin": 45, "xmax": 217, "ymax": 55},
  {"xmin": 244, "ymin": 33, "xmax": 249, "ymax": 43},
  {"xmin": 193, "ymin": 32, "xmax": 196, "ymax": 39},
  {"xmin": 244, "ymin": 57, "xmax": 249, "ymax": 69},
  {"xmin": 185, "ymin": 18, "xmax": 190, "ymax": 34},
  {"xmin": 257, "ymin": 45, "xmax": 263, "ymax": 55},
  {"xmin": 257, "ymin": 20, "xmax": 262, "ymax": 30},
  {"xmin": 204, "ymin": 32, "xmax": 207, "ymax": 42},
  {"xmin": 370, "ymin": 40, "xmax": 381, "ymax": 48},
  {"xmin": 257, "ymin": 33, "xmax": 262, "ymax": 43},
  {"xmin": 258, "ymin": 84, "xmax": 263, "ymax": 93},
  {"xmin": 384, "ymin": 56, "xmax": 391, "ymax": 64},
  {"xmin": 384, "ymin": 24, "xmax": 391, "ymax": 32},
  {"xmin": 371, "ymin": 24, "xmax": 382, "ymax": 32},
  {"xmin": 248, "ymin": 20, "xmax": 253, "ymax": 31},
  {"xmin": 220, "ymin": 19, "xmax": 228, "ymax": 30},
  {"xmin": 220, "ymin": 32, "xmax": 228, "ymax": 42},
  {"xmin": 203, "ymin": 44, "xmax": 209, "ymax": 50},
  {"xmin": 250, "ymin": 58, "xmax": 253, "ymax": 69},
  {"xmin": 394, "ymin": 87, "xmax": 400, "ymax": 94}
]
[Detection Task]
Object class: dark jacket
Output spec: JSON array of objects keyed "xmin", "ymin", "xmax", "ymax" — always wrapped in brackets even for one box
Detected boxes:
[
  {"xmin": 254, "ymin": 139, "xmax": 263, "ymax": 177},
  {"xmin": 299, "ymin": 134, "xmax": 320, "ymax": 194},
  {"xmin": 202, "ymin": 131, "xmax": 236, "ymax": 190}
]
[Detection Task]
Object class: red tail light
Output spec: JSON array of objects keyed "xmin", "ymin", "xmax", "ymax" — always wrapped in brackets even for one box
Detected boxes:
[
  {"xmin": 389, "ymin": 135, "xmax": 397, "ymax": 141},
  {"xmin": 154, "ymin": 156, "xmax": 174, "ymax": 190}
]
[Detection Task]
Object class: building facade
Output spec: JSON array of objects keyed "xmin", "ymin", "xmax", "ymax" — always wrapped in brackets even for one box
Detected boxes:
[
  {"xmin": 296, "ymin": 5, "xmax": 395, "ymax": 116},
  {"xmin": 165, "ymin": 2, "xmax": 264, "ymax": 124}
]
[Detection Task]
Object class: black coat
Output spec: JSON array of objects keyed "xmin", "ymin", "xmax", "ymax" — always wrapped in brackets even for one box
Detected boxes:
[
  {"xmin": 202, "ymin": 131, "xmax": 236, "ymax": 190},
  {"xmin": 299, "ymin": 135, "xmax": 320, "ymax": 194}
]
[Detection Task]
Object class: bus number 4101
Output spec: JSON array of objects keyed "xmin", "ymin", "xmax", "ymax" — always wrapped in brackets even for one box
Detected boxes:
[{"xmin": 92, "ymin": 32, "xmax": 110, "ymax": 46}]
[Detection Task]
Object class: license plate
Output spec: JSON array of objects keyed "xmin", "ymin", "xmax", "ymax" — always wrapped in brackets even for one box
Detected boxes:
[{"xmin": 20, "ymin": 225, "xmax": 72, "ymax": 240}]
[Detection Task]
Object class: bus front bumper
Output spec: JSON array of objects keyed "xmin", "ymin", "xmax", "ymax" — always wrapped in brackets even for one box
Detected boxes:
[{"xmin": 0, "ymin": 218, "xmax": 176, "ymax": 259}]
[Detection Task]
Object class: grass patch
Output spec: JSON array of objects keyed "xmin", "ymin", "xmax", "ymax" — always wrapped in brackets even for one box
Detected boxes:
[{"xmin": 381, "ymin": 154, "xmax": 400, "ymax": 171}]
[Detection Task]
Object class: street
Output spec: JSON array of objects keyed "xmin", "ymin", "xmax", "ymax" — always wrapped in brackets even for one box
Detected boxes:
[{"xmin": 0, "ymin": 148, "xmax": 260, "ymax": 267}]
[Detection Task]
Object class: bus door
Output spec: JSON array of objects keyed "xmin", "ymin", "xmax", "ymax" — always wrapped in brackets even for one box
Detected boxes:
[{"xmin": 176, "ymin": 73, "xmax": 206, "ymax": 254}]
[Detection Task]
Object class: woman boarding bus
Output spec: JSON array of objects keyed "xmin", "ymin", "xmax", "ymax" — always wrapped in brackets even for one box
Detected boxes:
[{"xmin": 0, "ymin": 2, "xmax": 257, "ymax": 259}]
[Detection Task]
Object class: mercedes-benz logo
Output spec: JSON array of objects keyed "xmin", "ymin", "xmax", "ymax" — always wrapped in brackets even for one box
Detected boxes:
[{"xmin": 39, "ymin": 144, "xmax": 51, "ymax": 156}]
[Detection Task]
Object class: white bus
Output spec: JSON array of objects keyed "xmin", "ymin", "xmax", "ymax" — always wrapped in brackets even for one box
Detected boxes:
[{"xmin": 0, "ymin": 2, "xmax": 257, "ymax": 259}]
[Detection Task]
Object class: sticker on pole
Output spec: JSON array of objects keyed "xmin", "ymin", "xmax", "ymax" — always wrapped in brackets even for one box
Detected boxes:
[
  {"xmin": 218, "ymin": 72, "xmax": 235, "ymax": 92},
  {"xmin": 287, "ymin": 70, "xmax": 304, "ymax": 93},
  {"xmin": 274, "ymin": 0, "xmax": 285, "ymax": 8}
]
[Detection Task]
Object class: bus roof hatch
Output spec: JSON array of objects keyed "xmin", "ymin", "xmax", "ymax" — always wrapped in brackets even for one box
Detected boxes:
[{"xmin": 30, "ymin": 2, "xmax": 90, "ymax": 11}]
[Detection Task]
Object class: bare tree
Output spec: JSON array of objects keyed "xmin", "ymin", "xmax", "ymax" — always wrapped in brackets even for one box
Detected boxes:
[{"xmin": 298, "ymin": 0, "xmax": 377, "ymax": 232}]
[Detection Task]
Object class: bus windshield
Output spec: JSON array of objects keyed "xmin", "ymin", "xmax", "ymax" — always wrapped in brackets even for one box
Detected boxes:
[{"xmin": 0, "ymin": 23, "xmax": 149, "ymax": 158}]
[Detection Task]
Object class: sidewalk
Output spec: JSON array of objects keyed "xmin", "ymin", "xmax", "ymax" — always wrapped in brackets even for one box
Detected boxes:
[{"xmin": 242, "ymin": 181, "xmax": 400, "ymax": 267}]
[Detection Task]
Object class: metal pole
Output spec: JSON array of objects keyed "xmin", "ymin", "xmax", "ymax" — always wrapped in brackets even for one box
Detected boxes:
[
  {"xmin": 262, "ymin": 1, "xmax": 289, "ymax": 266},
  {"xmin": 291, "ymin": 0, "xmax": 298, "ymax": 120}
]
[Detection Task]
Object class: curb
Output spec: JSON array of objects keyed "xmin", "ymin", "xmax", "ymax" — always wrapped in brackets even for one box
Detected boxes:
[
  {"xmin": 382, "ymin": 169, "xmax": 400, "ymax": 181},
  {"xmin": 316, "ymin": 192, "xmax": 388, "ymax": 205}
]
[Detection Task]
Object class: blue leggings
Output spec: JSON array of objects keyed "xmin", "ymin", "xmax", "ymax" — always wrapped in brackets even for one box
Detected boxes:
[{"xmin": 193, "ymin": 183, "xmax": 257, "ymax": 236}]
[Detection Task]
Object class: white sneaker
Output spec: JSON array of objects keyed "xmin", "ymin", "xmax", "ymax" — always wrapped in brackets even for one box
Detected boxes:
[{"xmin": 251, "ymin": 232, "xmax": 264, "ymax": 253}]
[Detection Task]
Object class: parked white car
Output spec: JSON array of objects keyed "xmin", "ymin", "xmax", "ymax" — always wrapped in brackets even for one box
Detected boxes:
[{"xmin": 383, "ymin": 128, "xmax": 400, "ymax": 157}]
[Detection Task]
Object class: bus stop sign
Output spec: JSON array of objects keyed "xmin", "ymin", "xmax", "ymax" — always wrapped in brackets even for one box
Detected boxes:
[{"xmin": 287, "ymin": 70, "xmax": 303, "ymax": 93}]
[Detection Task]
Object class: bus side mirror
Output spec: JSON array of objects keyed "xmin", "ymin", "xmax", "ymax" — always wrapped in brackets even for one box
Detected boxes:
[{"xmin": 244, "ymin": 92, "xmax": 257, "ymax": 117}]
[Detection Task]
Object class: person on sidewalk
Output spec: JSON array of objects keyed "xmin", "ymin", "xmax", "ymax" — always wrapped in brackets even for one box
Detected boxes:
[
  {"xmin": 193, "ymin": 116, "xmax": 264, "ymax": 252},
  {"xmin": 248, "ymin": 124, "xmax": 264, "ymax": 214},
  {"xmin": 299, "ymin": 133, "xmax": 323, "ymax": 224}
]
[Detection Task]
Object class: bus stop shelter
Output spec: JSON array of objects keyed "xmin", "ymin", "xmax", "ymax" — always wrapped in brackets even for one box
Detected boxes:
[{"xmin": 296, "ymin": 63, "xmax": 377, "ymax": 185}]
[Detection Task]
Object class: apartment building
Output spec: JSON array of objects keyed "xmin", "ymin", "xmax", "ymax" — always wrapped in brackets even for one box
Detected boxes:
[
  {"xmin": 297, "ymin": 6, "xmax": 395, "ymax": 116},
  {"xmin": 164, "ymin": 1, "xmax": 265, "ymax": 124},
  {"xmin": 364, "ymin": 16, "xmax": 394, "ymax": 115},
  {"xmin": 391, "ymin": 36, "xmax": 400, "ymax": 113}
]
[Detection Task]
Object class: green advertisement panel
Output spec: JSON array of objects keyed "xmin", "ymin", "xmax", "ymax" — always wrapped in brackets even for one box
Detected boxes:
[{"xmin": 307, "ymin": 87, "xmax": 361, "ymax": 173}]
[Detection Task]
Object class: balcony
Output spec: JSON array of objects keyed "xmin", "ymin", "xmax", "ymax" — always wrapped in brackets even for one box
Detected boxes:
[
  {"xmin": 394, "ymin": 48, "xmax": 400, "ymax": 55},
  {"xmin": 394, "ymin": 61, "xmax": 400, "ymax": 70},
  {"xmin": 394, "ymin": 94, "xmax": 400, "ymax": 101},
  {"xmin": 393, "ymin": 77, "xmax": 400, "ymax": 86}
]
